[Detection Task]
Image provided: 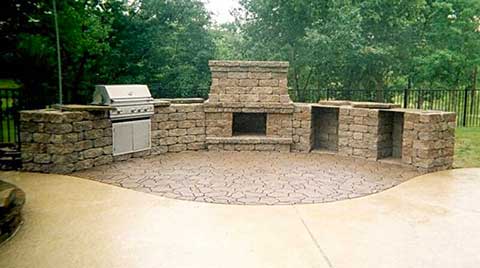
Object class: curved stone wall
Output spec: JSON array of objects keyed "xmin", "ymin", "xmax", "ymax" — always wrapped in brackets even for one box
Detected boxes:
[{"xmin": 18, "ymin": 61, "xmax": 456, "ymax": 174}]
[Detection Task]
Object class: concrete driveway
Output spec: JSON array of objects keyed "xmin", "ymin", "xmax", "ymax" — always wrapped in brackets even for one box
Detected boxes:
[{"xmin": 0, "ymin": 168, "xmax": 479, "ymax": 268}]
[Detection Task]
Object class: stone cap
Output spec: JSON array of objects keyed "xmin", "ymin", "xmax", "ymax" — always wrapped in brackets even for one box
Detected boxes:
[
  {"xmin": 153, "ymin": 98, "xmax": 205, "ymax": 107},
  {"xmin": 52, "ymin": 104, "xmax": 115, "ymax": 111},
  {"xmin": 317, "ymin": 100, "xmax": 351, "ymax": 106},
  {"xmin": 389, "ymin": 108, "xmax": 456, "ymax": 116},
  {"xmin": 209, "ymin": 60, "xmax": 289, "ymax": 68},
  {"xmin": 350, "ymin": 102, "xmax": 401, "ymax": 109},
  {"xmin": 19, "ymin": 109, "xmax": 106, "ymax": 123}
]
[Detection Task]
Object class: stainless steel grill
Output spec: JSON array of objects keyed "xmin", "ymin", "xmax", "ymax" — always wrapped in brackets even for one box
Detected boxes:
[
  {"xmin": 93, "ymin": 85, "xmax": 154, "ymax": 156},
  {"xmin": 93, "ymin": 84, "xmax": 154, "ymax": 121}
]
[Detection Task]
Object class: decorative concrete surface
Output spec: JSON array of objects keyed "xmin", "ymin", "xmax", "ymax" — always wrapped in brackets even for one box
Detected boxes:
[
  {"xmin": 0, "ymin": 169, "xmax": 479, "ymax": 267},
  {"xmin": 72, "ymin": 151, "xmax": 420, "ymax": 205}
]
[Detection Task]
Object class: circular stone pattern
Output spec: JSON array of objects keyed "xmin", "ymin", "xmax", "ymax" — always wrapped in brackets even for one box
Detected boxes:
[{"xmin": 73, "ymin": 152, "xmax": 421, "ymax": 205}]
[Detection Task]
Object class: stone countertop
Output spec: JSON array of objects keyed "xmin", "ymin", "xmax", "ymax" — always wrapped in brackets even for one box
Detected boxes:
[
  {"xmin": 152, "ymin": 100, "xmax": 171, "ymax": 107},
  {"xmin": 52, "ymin": 104, "xmax": 115, "ymax": 111},
  {"xmin": 154, "ymin": 98, "xmax": 205, "ymax": 105}
]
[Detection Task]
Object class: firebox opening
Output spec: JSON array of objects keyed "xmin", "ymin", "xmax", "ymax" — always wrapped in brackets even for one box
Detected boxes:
[
  {"xmin": 232, "ymin": 113, "xmax": 267, "ymax": 136},
  {"xmin": 378, "ymin": 111, "xmax": 404, "ymax": 160}
]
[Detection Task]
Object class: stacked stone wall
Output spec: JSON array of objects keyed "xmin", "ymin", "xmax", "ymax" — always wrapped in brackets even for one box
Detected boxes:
[
  {"xmin": 20, "ymin": 110, "xmax": 113, "ymax": 174},
  {"xmin": 151, "ymin": 103, "xmax": 206, "ymax": 154},
  {"xmin": 402, "ymin": 111, "xmax": 456, "ymax": 172},
  {"xmin": 337, "ymin": 107, "xmax": 379, "ymax": 160},
  {"xmin": 208, "ymin": 61, "xmax": 290, "ymax": 105}
]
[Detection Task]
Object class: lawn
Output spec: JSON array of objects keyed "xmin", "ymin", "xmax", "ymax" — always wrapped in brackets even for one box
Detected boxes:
[{"xmin": 454, "ymin": 127, "xmax": 480, "ymax": 168}]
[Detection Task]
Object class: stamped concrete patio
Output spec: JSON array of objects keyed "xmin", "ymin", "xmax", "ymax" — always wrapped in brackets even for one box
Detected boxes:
[
  {"xmin": 72, "ymin": 151, "xmax": 420, "ymax": 205},
  {"xmin": 0, "ymin": 168, "xmax": 479, "ymax": 267}
]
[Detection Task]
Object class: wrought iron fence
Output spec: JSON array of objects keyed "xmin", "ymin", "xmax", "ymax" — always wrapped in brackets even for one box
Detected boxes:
[
  {"xmin": 0, "ymin": 88, "xmax": 21, "ymax": 145},
  {"xmin": 293, "ymin": 88, "xmax": 480, "ymax": 127}
]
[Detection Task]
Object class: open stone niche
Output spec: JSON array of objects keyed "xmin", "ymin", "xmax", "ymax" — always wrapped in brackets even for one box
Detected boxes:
[
  {"xmin": 378, "ymin": 111, "xmax": 404, "ymax": 160},
  {"xmin": 312, "ymin": 107, "xmax": 339, "ymax": 152},
  {"xmin": 17, "ymin": 60, "xmax": 456, "ymax": 174}
]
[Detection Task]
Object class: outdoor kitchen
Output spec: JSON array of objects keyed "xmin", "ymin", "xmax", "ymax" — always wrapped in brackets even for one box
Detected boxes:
[{"xmin": 17, "ymin": 60, "xmax": 456, "ymax": 175}]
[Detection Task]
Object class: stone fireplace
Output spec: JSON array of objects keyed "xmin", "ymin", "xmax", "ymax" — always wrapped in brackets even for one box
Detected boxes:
[{"xmin": 205, "ymin": 61, "xmax": 294, "ymax": 151}]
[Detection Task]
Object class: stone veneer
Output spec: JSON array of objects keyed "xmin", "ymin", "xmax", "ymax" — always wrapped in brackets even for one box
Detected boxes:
[
  {"xmin": 17, "ymin": 61, "xmax": 456, "ymax": 174},
  {"xmin": 19, "ymin": 110, "xmax": 113, "ymax": 174},
  {"xmin": 151, "ymin": 102, "xmax": 206, "ymax": 154}
]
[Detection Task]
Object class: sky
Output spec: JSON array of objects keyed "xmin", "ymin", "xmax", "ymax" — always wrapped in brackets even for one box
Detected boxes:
[{"xmin": 202, "ymin": 0, "xmax": 241, "ymax": 24}]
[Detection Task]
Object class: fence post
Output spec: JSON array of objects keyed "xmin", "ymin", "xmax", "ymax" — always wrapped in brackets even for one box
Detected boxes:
[
  {"xmin": 403, "ymin": 88, "xmax": 408, "ymax": 108},
  {"xmin": 463, "ymin": 87, "xmax": 469, "ymax": 127}
]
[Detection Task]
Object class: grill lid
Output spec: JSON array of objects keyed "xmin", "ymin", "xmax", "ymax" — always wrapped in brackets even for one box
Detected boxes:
[{"xmin": 92, "ymin": 85, "xmax": 153, "ymax": 105}]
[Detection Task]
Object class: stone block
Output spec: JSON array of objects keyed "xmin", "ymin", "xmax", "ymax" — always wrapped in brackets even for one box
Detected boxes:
[
  {"xmin": 168, "ymin": 144, "xmax": 187, "ymax": 152},
  {"xmin": 94, "ymin": 137, "xmax": 113, "ymax": 147},
  {"xmin": 160, "ymin": 137, "xmax": 177, "ymax": 146},
  {"xmin": 187, "ymin": 112, "xmax": 204, "ymax": 120},
  {"xmin": 177, "ymin": 120, "xmax": 196, "ymax": 128},
  {"xmin": 33, "ymin": 154, "xmax": 51, "ymax": 164},
  {"xmin": 187, "ymin": 142, "xmax": 206, "ymax": 151},
  {"xmin": 73, "ymin": 121, "xmax": 93, "ymax": 132},
  {"xmin": 75, "ymin": 159, "xmax": 94, "ymax": 171},
  {"xmin": 84, "ymin": 129, "xmax": 104, "ymax": 140},
  {"xmin": 51, "ymin": 153, "xmax": 78, "ymax": 164},
  {"xmin": 159, "ymin": 121, "xmax": 177, "ymax": 130},
  {"xmin": 93, "ymin": 119, "xmax": 111, "ymax": 129},
  {"xmin": 74, "ymin": 140, "xmax": 93, "ymax": 151},
  {"xmin": 238, "ymin": 79, "xmax": 258, "ymax": 87},
  {"xmin": 153, "ymin": 113, "xmax": 169, "ymax": 122},
  {"xmin": 152, "ymin": 130, "xmax": 169, "ymax": 139},
  {"xmin": 228, "ymin": 72, "xmax": 248, "ymax": 79},
  {"xmin": 258, "ymin": 79, "xmax": 279, "ymax": 87},
  {"xmin": 169, "ymin": 113, "xmax": 187, "ymax": 121},
  {"xmin": 178, "ymin": 135, "xmax": 196, "ymax": 144},
  {"xmin": 168, "ymin": 128, "xmax": 187, "ymax": 137},
  {"xmin": 234, "ymin": 144, "xmax": 255, "ymax": 151},
  {"xmin": 33, "ymin": 133, "xmax": 50, "ymax": 143},
  {"xmin": 82, "ymin": 148, "xmax": 104, "ymax": 159},
  {"xmin": 187, "ymin": 127, "xmax": 205, "ymax": 135}
]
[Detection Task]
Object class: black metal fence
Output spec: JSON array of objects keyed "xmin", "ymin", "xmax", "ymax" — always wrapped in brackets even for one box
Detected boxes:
[
  {"xmin": 0, "ymin": 88, "xmax": 21, "ymax": 145},
  {"xmin": 295, "ymin": 88, "xmax": 480, "ymax": 127}
]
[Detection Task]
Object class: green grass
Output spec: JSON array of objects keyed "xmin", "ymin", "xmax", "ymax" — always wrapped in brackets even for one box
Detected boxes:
[
  {"xmin": 454, "ymin": 127, "xmax": 480, "ymax": 168},
  {"xmin": 1, "ymin": 79, "xmax": 21, "ymax": 143},
  {"xmin": 0, "ymin": 79, "xmax": 21, "ymax": 89}
]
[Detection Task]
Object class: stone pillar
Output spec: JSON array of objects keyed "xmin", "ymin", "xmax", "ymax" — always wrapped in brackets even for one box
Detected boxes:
[
  {"xmin": 402, "ymin": 111, "xmax": 456, "ymax": 172},
  {"xmin": 291, "ymin": 104, "xmax": 313, "ymax": 152}
]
